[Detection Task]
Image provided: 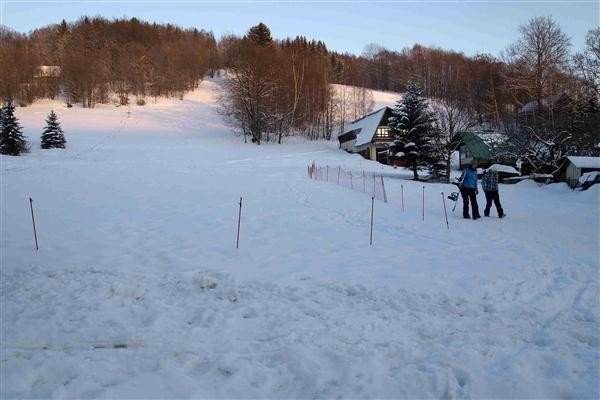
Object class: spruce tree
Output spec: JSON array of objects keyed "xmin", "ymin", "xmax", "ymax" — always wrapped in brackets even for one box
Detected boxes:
[
  {"xmin": 41, "ymin": 110, "xmax": 66, "ymax": 149},
  {"xmin": 0, "ymin": 98, "xmax": 29, "ymax": 156},
  {"xmin": 246, "ymin": 23, "xmax": 273, "ymax": 47},
  {"xmin": 387, "ymin": 81, "xmax": 439, "ymax": 180}
]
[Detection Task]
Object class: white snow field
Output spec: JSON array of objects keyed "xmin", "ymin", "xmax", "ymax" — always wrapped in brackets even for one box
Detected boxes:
[{"xmin": 1, "ymin": 79, "xmax": 599, "ymax": 399}]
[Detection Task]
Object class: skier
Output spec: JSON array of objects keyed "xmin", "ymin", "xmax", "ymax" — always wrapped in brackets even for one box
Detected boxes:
[
  {"xmin": 459, "ymin": 160, "xmax": 481, "ymax": 220},
  {"xmin": 482, "ymin": 168, "xmax": 505, "ymax": 218}
]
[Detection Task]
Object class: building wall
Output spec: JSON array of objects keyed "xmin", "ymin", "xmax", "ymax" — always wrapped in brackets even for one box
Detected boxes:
[
  {"xmin": 369, "ymin": 146, "xmax": 377, "ymax": 161},
  {"xmin": 565, "ymin": 163, "xmax": 582, "ymax": 188},
  {"xmin": 340, "ymin": 139, "xmax": 356, "ymax": 152},
  {"xmin": 566, "ymin": 163, "xmax": 581, "ymax": 180},
  {"xmin": 459, "ymin": 146, "xmax": 473, "ymax": 169}
]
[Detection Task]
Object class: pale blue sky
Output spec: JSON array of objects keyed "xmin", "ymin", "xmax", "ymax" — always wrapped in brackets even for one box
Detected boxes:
[{"xmin": 2, "ymin": 1, "xmax": 598, "ymax": 56}]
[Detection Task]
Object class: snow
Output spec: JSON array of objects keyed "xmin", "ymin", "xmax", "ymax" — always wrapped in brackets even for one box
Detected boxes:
[
  {"xmin": 486, "ymin": 164, "xmax": 520, "ymax": 174},
  {"xmin": 579, "ymin": 170, "xmax": 600, "ymax": 184},
  {"xmin": 567, "ymin": 156, "xmax": 600, "ymax": 169},
  {"xmin": 344, "ymin": 107, "xmax": 388, "ymax": 147},
  {"xmin": 2, "ymin": 78, "xmax": 599, "ymax": 399}
]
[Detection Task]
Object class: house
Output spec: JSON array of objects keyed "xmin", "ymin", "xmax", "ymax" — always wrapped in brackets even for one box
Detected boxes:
[
  {"xmin": 555, "ymin": 156, "xmax": 600, "ymax": 188},
  {"xmin": 31, "ymin": 66, "xmax": 61, "ymax": 99},
  {"xmin": 519, "ymin": 93, "xmax": 573, "ymax": 129},
  {"xmin": 519, "ymin": 92, "xmax": 572, "ymax": 115},
  {"xmin": 338, "ymin": 107, "xmax": 394, "ymax": 163},
  {"xmin": 34, "ymin": 66, "xmax": 61, "ymax": 79},
  {"xmin": 450, "ymin": 131, "xmax": 493, "ymax": 169}
]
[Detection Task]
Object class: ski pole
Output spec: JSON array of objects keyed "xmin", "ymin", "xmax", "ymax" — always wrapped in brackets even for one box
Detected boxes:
[
  {"xmin": 441, "ymin": 192, "xmax": 449, "ymax": 230},
  {"xmin": 452, "ymin": 192, "xmax": 459, "ymax": 212},
  {"xmin": 29, "ymin": 197, "xmax": 39, "ymax": 251}
]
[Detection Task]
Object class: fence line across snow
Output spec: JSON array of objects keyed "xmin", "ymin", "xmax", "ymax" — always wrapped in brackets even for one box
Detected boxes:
[{"xmin": 308, "ymin": 162, "xmax": 388, "ymax": 203}]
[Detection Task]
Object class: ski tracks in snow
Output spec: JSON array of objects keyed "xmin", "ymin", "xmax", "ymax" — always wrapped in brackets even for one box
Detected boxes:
[{"xmin": 2, "ymin": 263, "xmax": 597, "ymax": 398}]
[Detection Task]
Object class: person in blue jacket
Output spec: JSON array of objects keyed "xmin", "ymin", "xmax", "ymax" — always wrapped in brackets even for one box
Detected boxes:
[{"xmin": 459, "ymin": 160, "xmax": 481, "ymax": 219}]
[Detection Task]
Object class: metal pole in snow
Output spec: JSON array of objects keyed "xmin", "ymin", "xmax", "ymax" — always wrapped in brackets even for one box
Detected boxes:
[
  {"xmin": 337, "ymin": 166, "xmax": 341, "ymax": 185},
  {"xmin": 29, "ymin": 197, "xmax": 38, "ymax": 251},
  {"xmin": 401, "ymin": 184, "xmax": 405, "ymax": 212},
  {"xmin": 236, "ymin": 197, "xmax": 243, "ymax": 249},
  {"xmin": 350, "ymin": 171, "xmax": 353, "ymax": 189},
  {"xmin": 422, "ymin": 186, "xmax": 425, "ymax": 222},
  {"xmin": 442, "ymin": 192, "xmax": 450, "ymax": 230},
  {"xmin": 370, "ymin": 196, "xmax": 374, "ymax": 246},
  {"xmin": 381, "ymin": 175, "xmax": 387, "ymax": 203},
  {"xmin": 373, "ymin": 174, "xmax": 376, "ymax": 197},
  {"xmin": 363, "ymin": 171, "xmax": 366, "ymax": 193},
  {"xmin": 326, "ymin": 165, "xmax": 329, "ymax": 181}
]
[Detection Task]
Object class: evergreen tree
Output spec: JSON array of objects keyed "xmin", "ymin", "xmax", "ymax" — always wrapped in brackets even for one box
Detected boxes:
[
  {"xmin": 245, "ymin": 23, "xmax": 273, "ymax": 47},
  {"xmin": 41, "ymin": 110, "xmax": 66, "ymax": 149},
  {"xmin": 0, "ymin": 98, "xmax": 29, "ymax": 156},
  {"xmin": 387, "ymin": 81, "xmax": 439, "ymax": 180}
]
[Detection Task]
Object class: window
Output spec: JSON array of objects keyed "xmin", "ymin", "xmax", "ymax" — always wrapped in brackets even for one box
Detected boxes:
[
  {"xmin": 374, "ymin": 127, "xmax": 390, "ymax": 140},
  {"xmin": 461, "ymin": 146, "xmax": 470, "ymax": 158}
]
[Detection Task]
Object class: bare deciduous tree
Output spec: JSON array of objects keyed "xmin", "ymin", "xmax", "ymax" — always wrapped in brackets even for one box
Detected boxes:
[{"xmin": 503, "ymin": 16, "xmax": 571, "ymax": 107}]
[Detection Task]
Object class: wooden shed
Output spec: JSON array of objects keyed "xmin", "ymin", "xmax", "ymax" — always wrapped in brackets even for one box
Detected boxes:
[{"xmin": 555, "ymin": 156, "xmax": 600, "ymax": 188}]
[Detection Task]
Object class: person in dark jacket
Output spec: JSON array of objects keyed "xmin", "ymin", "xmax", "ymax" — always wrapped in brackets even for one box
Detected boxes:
[
  {"xmin": 481, "ymin": 169, "xmax": 505, "ymax": 218},
  {"xmin": 459, "ymin": 160, "xmax": 481, "ymax": 219}
]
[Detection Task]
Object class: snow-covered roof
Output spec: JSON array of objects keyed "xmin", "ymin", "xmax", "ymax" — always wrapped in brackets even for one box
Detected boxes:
[
  {"xmin": 486, "ymin": 164, "xmax": 520, "ymax": 174},
  {"xmin": 520, "ymin": 93, "xmax": 571, "ymax": 113},
  {"xmin": 341, "ymin": 107, "xmax": 390, "ymax": 147},
  {"xmin": 567, "ymin": 156, "xmax": 600, "ymax": 169}
]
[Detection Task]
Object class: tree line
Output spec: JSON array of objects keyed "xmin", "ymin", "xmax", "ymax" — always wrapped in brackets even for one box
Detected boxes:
[
  {"xmin": 330, "ymin": 18, "xmax": 599, "ymax": 175},
  {"xmin": 0, "ymin": 17, "xmax": 218, "ymax": 107},
  {"xmin": 1, "ymin": 16, "xmax": 598, "ymax": 173}
]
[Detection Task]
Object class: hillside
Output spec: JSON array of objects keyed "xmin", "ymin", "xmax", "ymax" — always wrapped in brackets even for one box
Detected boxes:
[{"xmin": 1, "ymin": 78, "xmax": 599, "ymax": 398}]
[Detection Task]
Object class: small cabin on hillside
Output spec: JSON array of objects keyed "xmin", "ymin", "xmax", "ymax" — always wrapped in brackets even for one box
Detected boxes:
[
  {"xmin": 338, "ymin": 107, "xmax": 394, "ymax": 163},
  {"xmin": 450, "ymin": 131, "xmax": 493, "ymax": 169},
  {"xmin": 555, "ymin": 156, "xmax": 600, "ymax": 188}
]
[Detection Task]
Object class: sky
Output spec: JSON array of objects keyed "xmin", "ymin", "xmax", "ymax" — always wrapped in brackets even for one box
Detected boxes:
[{"xmin": 1, "ymin": 1, "xmax": 598, "ymax": 57}]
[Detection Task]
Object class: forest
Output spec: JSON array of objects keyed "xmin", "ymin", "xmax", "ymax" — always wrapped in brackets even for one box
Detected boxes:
[
  {"xmin": 0, "ymin": 17, "xmax": 598, "ymax": 173},
  {"xmin": 0, "ymin": 17, "xmax": 218, "ymax": 107}
]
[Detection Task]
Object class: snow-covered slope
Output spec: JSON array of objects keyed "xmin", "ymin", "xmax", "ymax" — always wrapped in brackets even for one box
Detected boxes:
[{"xmin": 1, "ymin": 79, "xmax": 598, "ymax": 399}]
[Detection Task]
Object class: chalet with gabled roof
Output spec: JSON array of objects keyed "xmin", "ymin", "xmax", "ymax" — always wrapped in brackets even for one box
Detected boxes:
[{"xmin": 338, "ymin": 107, "xmax": 394, "ymax": 163}]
